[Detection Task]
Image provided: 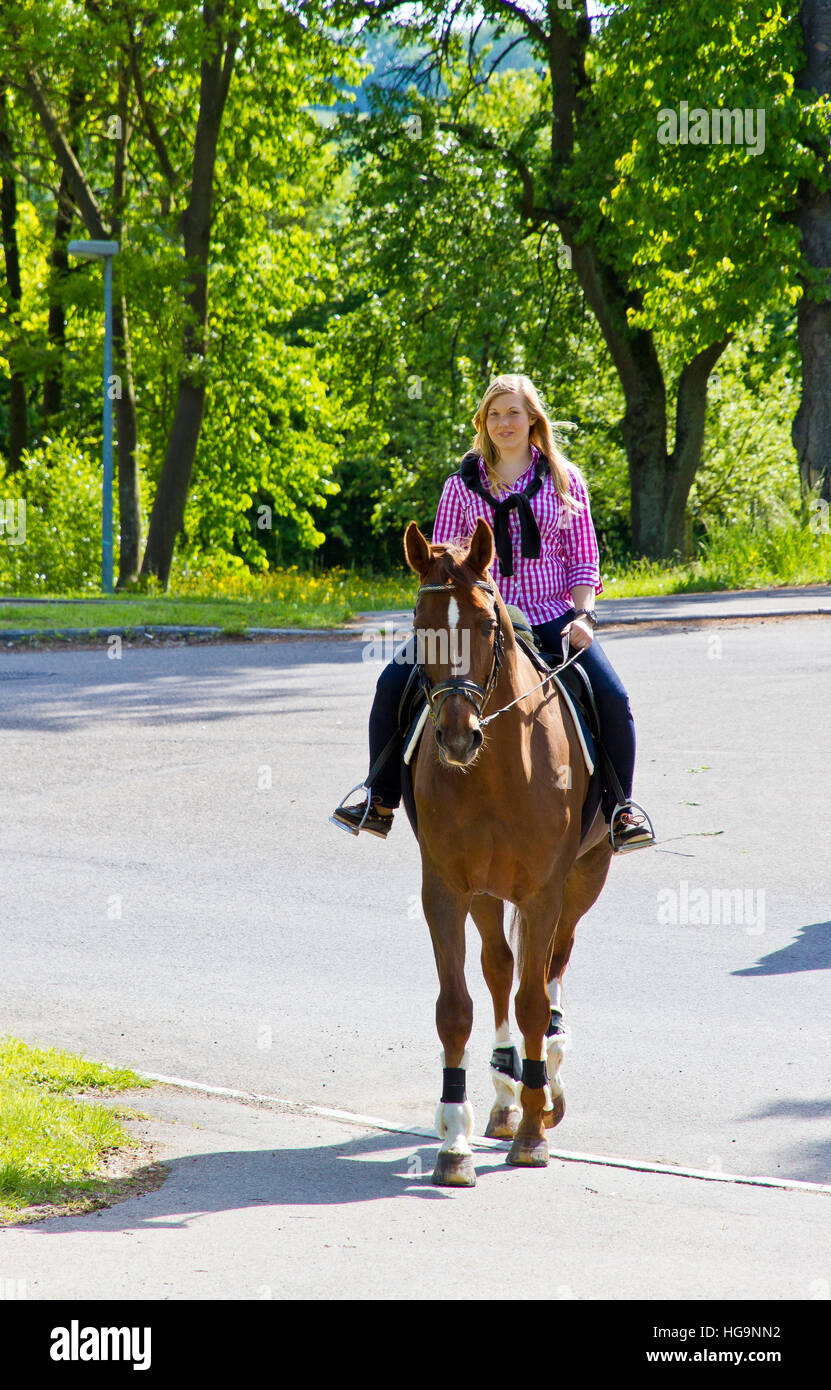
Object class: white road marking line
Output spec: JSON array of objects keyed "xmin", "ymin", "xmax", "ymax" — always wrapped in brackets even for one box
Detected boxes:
[{"xmin": 136, "ymin": 1069, "xmax": 831, "ymax": 1196}]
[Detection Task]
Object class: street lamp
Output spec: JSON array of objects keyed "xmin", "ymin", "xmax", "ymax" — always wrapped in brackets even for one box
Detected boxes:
[{"xmin": 67, "ymin": 239, "xmax": 119, "ymax": 593}]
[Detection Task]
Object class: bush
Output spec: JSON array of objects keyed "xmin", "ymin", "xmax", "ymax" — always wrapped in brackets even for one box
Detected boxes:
[{"xmin": 0, "ymin": 435, "xmax": 104, "ymax": 594}]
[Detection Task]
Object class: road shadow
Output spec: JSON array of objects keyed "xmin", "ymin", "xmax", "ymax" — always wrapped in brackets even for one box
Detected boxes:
[
  {"xmin": 0, "ymin": 640, "xmax": 370, "ymax": 734},
  {"xmin": 738, "ymin": 1096, "xmax": 831, "ymax": 1185},
  {"xmin": 21, "ymin": 1130, "xmax": 511, "ymax": 1234},
  {"xmin": 732, "ymin": 921, "xmax": 831, "ymax": 976}
]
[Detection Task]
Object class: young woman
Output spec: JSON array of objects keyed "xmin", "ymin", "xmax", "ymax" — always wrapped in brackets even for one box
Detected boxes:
[{"xmin": 331, "ymin": 373, "xmax": 654, "ymax": 853}]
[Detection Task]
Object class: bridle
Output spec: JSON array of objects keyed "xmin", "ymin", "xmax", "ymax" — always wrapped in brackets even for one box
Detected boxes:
[
  {"xmin": 414, "ymin": 577, "xmax": 584, "ymax": 730},
  {"xmin": 414, "ymin": 579, "xmax": 504, "ymax": 726}
]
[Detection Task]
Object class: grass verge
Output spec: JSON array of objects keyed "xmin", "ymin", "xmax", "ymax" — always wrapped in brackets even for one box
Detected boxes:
[
  {"xmin": 0, "ymin": 1036, "xmax": 164, "ymax": 1225},
  {"xmin": 0, "ymin": 518, "xmax": 828, "ymax": 633}
]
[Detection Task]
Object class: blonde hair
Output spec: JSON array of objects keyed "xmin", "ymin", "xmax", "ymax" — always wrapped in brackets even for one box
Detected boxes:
[{"xmin": 471, "ymin": 374, "xmax": 586, "ymax": 515}]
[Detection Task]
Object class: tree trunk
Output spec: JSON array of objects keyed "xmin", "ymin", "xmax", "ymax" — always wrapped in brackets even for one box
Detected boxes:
[
  {"xmin": 111, "ymin": 59, "xmax": 141, "ymax": 586},
  {"xmin": 565, "ymin": 222, "xmax": 729, "ymax": 556},
  {"xmin": 24, "ymin": 66, "xmax": 143, "ymax": 575},
  {"xmin": 0, "ymin": 85, "xmax": 27, "ymax": 472},
  {"xmin": 489, "ymin": 6, "xmax": 728, "ymax": 559},
  {"xmin": 42, "ymin": 172, "xmax": 73, "ymax": 426},
  {"xmin": 664, "ymin": 338, "xmax": 732, "ymax": 552},
  {"xmin": 43, "ymin": 84, "xmax": 84, "ymax": 429},
  {"xmin": 793, "ymin": 0, "xmax": 831, "ymax": 505},
  {"xmin": 140, "ymin": 5, "xmax": 237, "ymax": 587}
]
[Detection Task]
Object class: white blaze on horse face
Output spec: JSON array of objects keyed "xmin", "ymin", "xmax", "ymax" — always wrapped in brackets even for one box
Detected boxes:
[{"xmin": 447, "ymin": 595, "xmax": 462, "ymax": 672}]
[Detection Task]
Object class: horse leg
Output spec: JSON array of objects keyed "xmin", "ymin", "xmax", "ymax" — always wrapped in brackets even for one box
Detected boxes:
[
  {"xmin": 422, "ymin": 867, "xmax": 476, "ymax": 1187},
  {"xmin": 544, "ymin": 837, "xmax": 614, "ymax": 1129},
  {"xmin": 508, "ymin": 891, "xmax": 563, "ymax": 1168},
  {"xmin": 469, "ymin": 894, "xmax": 521, "ymax": 1139}
]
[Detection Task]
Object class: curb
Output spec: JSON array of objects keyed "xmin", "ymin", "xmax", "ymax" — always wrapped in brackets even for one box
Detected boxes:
[
  {"xmin": 0, "ymin": 623, "xmax": 358, "ymax": 646},
  {"xmin": 0, "ymin": 599, "xmax": 829, "ymax": 648}
]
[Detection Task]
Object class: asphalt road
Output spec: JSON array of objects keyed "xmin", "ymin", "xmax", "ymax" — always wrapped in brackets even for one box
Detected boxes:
[{"xmin": 1, "ymin": 616, "xmax": 830, "ymax": 1300}]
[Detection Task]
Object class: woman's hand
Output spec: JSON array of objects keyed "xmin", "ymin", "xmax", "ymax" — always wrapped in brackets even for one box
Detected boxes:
[{"xmin": 560, "ymin": 616, "xmax": 594, "ymax": 651}]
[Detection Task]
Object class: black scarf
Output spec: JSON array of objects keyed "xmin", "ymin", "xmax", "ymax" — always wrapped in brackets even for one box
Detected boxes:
[{"xmin": 457, "ymin": 450, "xmax": 548, "ymax": 577}]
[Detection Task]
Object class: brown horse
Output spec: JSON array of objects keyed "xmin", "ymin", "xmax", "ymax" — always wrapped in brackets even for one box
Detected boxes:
[{"xmin": 404, "ymin": 516, "xmax": 614, "ymax": 1187}]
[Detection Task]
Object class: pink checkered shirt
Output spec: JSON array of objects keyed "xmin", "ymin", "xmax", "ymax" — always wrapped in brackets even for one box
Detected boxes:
[{"xmin": 431, "ymin": 445, "xmax": 603, "ymax": 624}]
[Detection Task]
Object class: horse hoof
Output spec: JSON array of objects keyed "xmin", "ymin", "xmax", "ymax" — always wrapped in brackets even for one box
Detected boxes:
[
  {"xmin": 506, "ymin": 1136, "xmax": 549, "ymax": 1168},
  {"xmin": 432, "ymin": 1151, "xmax": 477, "ymax": 1187},
  {"xmin": 543, "ymin": 1093, "xmax": 565, "ymax": 1129},
  {"xmin": 485, "ymin": 1106, "xmax": 521, "ymax": 1139}
]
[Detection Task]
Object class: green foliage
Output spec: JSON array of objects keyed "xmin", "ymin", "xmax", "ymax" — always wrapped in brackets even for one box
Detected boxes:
[
  {"xmin": 318, "ymin": 64, "xmax": 624, "ymax": 567},
  {"xmin": 0, "ymin": 0, "xmax": 360, "ymax": 586},
  {"xmin": 0, "ymin": 1, "xmax": 827, "ymax": 587},
  {"xmin": 691, "ymin": 508, "xmax": 831, "ymax": 588},
  {"xmin": 689, "ymin": 321, "xmax": 801, "ymax": 536},
  {"xmin": 0, "ymin": 434, "xmax": 103, "ymax": 592},
  {"xmin": 602, "ymin": 509, "xmax": 831, "ymax": 594},
  {"xmin": 572, "ymin": 2, "xmax": 811, "ymax": 363}
]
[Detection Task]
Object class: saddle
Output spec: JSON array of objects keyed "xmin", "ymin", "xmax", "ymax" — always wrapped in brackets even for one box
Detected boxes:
[{"xmin": 397, "ymin": 606, "xmax": 608, "ymax": 846}]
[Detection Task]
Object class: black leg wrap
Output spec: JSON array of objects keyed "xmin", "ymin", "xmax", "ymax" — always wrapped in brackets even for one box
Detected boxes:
[
  {"xmin": 546, "ymin": 1008, "xmax": 565, "ymax": 1037},
  {"xmin": 490, "ymin": 1045, "xmax": 522, "ymax": 1081},
  {"xmin": 521, "ymin": 1058, "xmax": 548, "ymax": 1090},
  {"xmin": 441, "ymin": 1067, "xmax": 467, "ymax": 1104}
]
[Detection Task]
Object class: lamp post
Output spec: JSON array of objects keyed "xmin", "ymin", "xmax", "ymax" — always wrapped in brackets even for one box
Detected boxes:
[{"xmin": 67, "ymin": 239, "xmax": 119, "ymax": 593}]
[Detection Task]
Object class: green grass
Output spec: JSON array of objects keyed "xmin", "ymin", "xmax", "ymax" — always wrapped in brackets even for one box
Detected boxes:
[
  {"xmin": 0, "ymin": 567, "xmax": 420, "ymax": 633},
  {"xmin": 0, "ymin": 595, "xmax": 314, "ymax": 634},
  {"xmin": 0, "ymin": 1036, "xmax": 157, "ymax": 1223},
  {"xmin": 1, "ymin": 516, "xmax": 828, "ymax": 633},
  {"xmin": 602, "ymin": 516, "xmax": 831, "ymax": 596}
]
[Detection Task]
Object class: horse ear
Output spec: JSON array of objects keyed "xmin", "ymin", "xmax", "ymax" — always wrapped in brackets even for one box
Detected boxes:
[
  {"xmin": 466, "ymin": 516, "xmax": 495, "ymax": 576},
  {"xmin": 404, "ymin": 521, "xmax": 432, "ymax": 576}
]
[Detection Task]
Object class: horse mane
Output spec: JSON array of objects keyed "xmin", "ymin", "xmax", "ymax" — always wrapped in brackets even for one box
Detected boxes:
[{"xmin": 426, "ymin": 542, "xmax": 484, "ymax": 592}]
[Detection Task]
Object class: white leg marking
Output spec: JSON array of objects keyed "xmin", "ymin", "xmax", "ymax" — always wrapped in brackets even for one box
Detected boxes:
[
  {"xmin": 490, "ymin": 1022, "xmax": 521, "ymax": 1109},
  {"xmin": 545, "ymin": 981, "xmax": 568, "ymax": 1102},
  {"xmin": 436, "ymin": 1048, "xmax": 475, "ymax": 1155},
  {"xmin": 545, "ymin": 1031, "xmax": 569, "ymax": 1101}
]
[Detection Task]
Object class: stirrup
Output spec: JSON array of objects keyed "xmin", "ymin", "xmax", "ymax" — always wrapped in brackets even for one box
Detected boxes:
[
  {"xmin": 609, "ymin": 799, "xmax": 655, "ymax": 853},
  {"xmin": 329, "ymin": 781, "xmax": 373, "ymax": 836}
]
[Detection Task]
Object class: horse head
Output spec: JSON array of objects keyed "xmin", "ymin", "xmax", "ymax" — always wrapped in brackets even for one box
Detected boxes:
[{"xmin": 404, "ymin": 517, "xmax": 511, "ymax": 769}]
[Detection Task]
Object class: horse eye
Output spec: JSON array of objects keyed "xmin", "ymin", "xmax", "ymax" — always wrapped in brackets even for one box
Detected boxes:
[{"xmin": 480, "ymin": 619, "xmax": 495, "ymax": 636}]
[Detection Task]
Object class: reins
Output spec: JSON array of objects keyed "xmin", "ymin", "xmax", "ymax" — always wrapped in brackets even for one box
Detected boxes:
[
  {"xmin": 415, "ymin": 578, "xmax": 584, "ymax": 728},
  {"xmin": 480, "ymin": 631, "xmax": 582, "ymax": 726}
]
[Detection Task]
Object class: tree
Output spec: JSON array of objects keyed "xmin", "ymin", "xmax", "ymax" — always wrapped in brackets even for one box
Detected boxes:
[
  {"xmin": 318, "ymin": 68, "xmax": 625, "ymax": 567},
  {"xmin": 0, "ymin": 84, "xmax": 28, "ymax": 473},
  {"xmin": 792, "ymin": 0, "xmax": 831, "ymax": 505},
  {"xmin": 0, "ymin": 0, "xmax": 147, "ymax": 583},
  {"xmin": 127, "ymin": 0, "xmax": 355, "ymax": 584},
  {"xmin": 1, "ymin": 0, "xmax": 352, "ymax": 587},
  {"xmin": 331, "ymin": 1, "xmax": 811, "ymax": 558}
]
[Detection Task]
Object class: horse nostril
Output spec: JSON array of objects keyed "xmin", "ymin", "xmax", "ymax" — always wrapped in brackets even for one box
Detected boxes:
[{"xmin": 471, "ymin": 727, "xmax": 483, "ymax": 752}]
